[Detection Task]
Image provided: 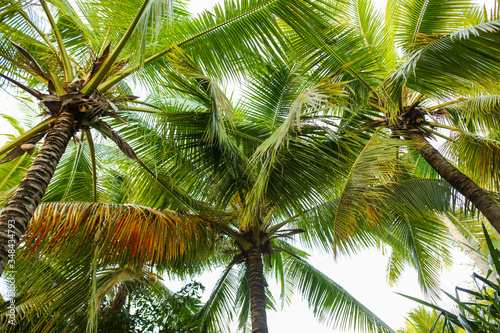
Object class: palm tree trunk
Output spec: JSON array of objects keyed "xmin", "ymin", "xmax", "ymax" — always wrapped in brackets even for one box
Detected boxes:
[
  {"xmin": 246, "ymin": 247, "xmax": 268, "ymax": 333},
  {"xmin": 111, "ymin": 282, "xmax": 129, "ymax": 310},
  {"xmin": 0, "ymin": 110, "xmax": 76, "ymax": 275},
  {"xmin": 409, "ymin": 132, "xmax": 500, "ymax": 235}
]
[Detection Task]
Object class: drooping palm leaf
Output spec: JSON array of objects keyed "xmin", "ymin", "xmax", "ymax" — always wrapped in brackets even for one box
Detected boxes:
[
  {"xmin": 282, "ymin": 252, "xmax": 395, "ymax": 333},
  {"xmin": 190, "ymin": 265, "xmax": 238, "ymax": 333},
  {"xmin": 388, "ymin": 0, "xmax": 473, "ymax": 51},
  {"xmin": 443, "ymin": 131, "xmax": 500, "ymax": 191},
  {"xmin": 27, "ymin": 202, "xmax": 214, "ymax": 272},
  {"xmin": 391, "ymin": 20, "xmax": 500, "ymax": 97}
]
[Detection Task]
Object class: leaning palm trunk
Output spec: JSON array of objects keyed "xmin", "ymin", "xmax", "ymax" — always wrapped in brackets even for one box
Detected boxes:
[
  {"xmin": 246, "ymin": 247, "xmax": 269, "ymax": 333},
  {"xmin": 410, "ymin": 132, "xmax": 500, "ymax": 234},
  {"xmin": 0, "ymin": 111, "xmax": 76, "ymax": 275}
]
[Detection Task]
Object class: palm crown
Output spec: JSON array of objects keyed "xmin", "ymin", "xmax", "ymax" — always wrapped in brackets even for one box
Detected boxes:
[
  {"xmin": 1, "ymin": 0, "xmax": 500, "ymax": 331},
  {"xmin": 0, "ymin": 0, "xmax": 337, "ymax": 275},
  {"xmin": 296, "ymin": 0, "xmax": 500, "ymax": 234}
]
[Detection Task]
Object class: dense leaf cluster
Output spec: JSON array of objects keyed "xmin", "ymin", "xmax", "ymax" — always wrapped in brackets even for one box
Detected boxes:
[{"xmin": 0, "ymin": 0, "xmax": 500, "ymax": 332}]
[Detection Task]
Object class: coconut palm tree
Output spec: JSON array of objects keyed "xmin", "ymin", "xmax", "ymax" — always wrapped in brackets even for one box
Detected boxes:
[
  {"xmin": 110, "ymin": 48, "xmax": 461, "ymax": 331},
  {"xmin": 1, "ymin": 31, "xmax": 470, "ymax": 330},
  {"xmin": 0, "ymin": 47, "xmax": 408, "ymax": 332},
  {"xmin": 0, "ymin": 0, "xmax": 335, "ymax": 275},
  {"xmin": 295, "ymin": 0, "xmax": 500, "ymax": 234},
  {"xmin": 0, "ymin": 100, "xmax": 478, "ymax": 331}
]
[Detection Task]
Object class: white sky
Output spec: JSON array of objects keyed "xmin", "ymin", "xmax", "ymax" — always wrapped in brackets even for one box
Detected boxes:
[{"xmin": 0, "ymin": 0, "xmax": 495, "ymax": 332}]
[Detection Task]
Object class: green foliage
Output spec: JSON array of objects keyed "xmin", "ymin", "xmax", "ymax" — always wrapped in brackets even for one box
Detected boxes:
[
  {"xmin": 3, "ymin": 0, "xmax": 500, "ymax": 331},
  {"xmin": 397, "ymin": 306, "xmax": 464, "ymax": 333},
  {"xmin": 402, "ymin": 225, "xmax": 500, "ymax": 332},
  {"xmin": 0, "ymin": 280, "xmax": 204, "ymax": 333},
  {"xmin": 98, "ymin": 282, "xmax": 205, "ymax": 333},
  {"xmin": 191, "ymin": 245, "xmax": 395, "ymax": 333},
  {"xmin": 0, "ymin": 201, "xmax": 216, "ymax": 332}
]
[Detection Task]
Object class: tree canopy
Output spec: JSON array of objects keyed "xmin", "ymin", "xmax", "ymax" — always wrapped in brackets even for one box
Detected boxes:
[{"xmin": 1, "ymin": 0, "xmax": 500, "ymax": 332}]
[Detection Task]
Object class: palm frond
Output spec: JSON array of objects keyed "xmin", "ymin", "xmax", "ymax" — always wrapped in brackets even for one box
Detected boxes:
[
  {"xmin": 389, "ymin": 0, "xmax": 473, "ymax": 51},
  {"xmin": 443, "ymin": 131, "xmax": 500, "ymax": 191},
  {"xmin": 0, "ymin": 259, "xmax": 154, "ymax": 333},
  {"xmin": 27, "ymin": 202, "xmax": 214, "ymax": 272},
  {"xmin": 283, "ymin": 252, "xmax": 395, "ymax": 333},
  {"xmin": 443, "ymin": 94, "xmax": 500, "ymax": 133},
  {"xmin": 190, "ymin": 266, "xmax": 238, "ymax": 333},
  {"xmin": 381, "ymin": 213, "xmax": 453, "ymax": 296},
  {"xmin": 42, "ymin": 139, "xmax": 97, "ymax": 202},
  {"xmin": 340, "ymin": 0, "xmax": 397, "ymax": 75},
  {"xmin": 391, "ymin": 20, "xmax": 500, "ymax": 97}
]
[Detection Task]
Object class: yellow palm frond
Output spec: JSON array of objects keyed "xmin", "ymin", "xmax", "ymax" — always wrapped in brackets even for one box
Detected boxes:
[{"xmin": 26, "ymin": 202, "xmax": 213, "ymax": 269}]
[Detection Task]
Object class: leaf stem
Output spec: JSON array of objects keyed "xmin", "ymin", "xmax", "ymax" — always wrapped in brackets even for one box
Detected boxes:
[
  {"xmin": 85, "ymin": 129, "xmax": 98, "ymax": 202},
  {"xmin": 82, "ymin": 0, "xmax": 152, "ymax": 93},
  {"xmin": 40, "ymin": 0, "xmax": 74, "ymax": 82},
  {"xmin": 98, "ymin": 0, "xmax": 278, "ymax": 92}
]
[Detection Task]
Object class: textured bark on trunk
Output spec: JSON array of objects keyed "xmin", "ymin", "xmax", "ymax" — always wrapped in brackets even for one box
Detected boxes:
[
  {"xmin": 0, "ymin": 110, "xmax": 76, "ymax": 275},
  {"xmin": 246, "ymin": 247, "xmax": 268, "ymax": 333},
  {"xmin": 410, "ymin": 132, "xmax": 500, "ymax": 235},
  {"xmin": 111, "ymin": 282, "xmax": 129, "ymax": 310}
]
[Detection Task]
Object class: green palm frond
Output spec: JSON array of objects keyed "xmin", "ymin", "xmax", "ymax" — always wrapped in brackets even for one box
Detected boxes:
[
  {"xmin": 444, "ymin": 212, "xmax": 500, "ymax": 255},
  {"xmin": 0, "ymin": 106, "xmax": 41, "ymax": 206},
  {"xmin": 0, "ymin": 113, "xmax": 27, "ymax": 136},
  {"xmin": 443, "ymin": 131, "xmax": 500, "ymax": 191},
  {"xmin": 399, "ymin": 225, "xmax": 500, "ymax": 332},
  {"xmin": 402, "ymin": 149, "xmax": 440, "ymax": 179},
  {"xmin": 392, "ymin": 20, "xmax": 500, "ymax": 97},
  {"xmin": 163, "ymin": 46, "xmax": 243, "ymax": 161},
  {"xmin": 41, "ymin": 138, "xmax": 98, "ymax": 202},
  {"xmin": 250, "ymin": 73, "xmax": 347, "ymax": 163},
  {"xmin": 382, "ymin": 213, "xmax": 453, "ymax": 296},
  {"xmin": 398, "ymin": 306, "xmax": 456, "ymax": 333},
  {"xmin": 0, "ymin": 3, "xmax": 58, "ymax": 85},
  {"xmin": 100, "ymin": 0, "xmax": 336, "ymax": 91},
  {"xmin": 386, "ymin": 178, "xmax": 457, "ymax": 215},
  {"xmin": 295, "ymin": 132, "xmax": 400, "ymax": 254},
  {"xmin": 0, "ymin": 260, "xmax": 155, "ymax": 333},
  {"xmin": 191, "ymin": 266, "xmax": 238, "ymax": 333},
  {"xmin": 283, "ymin": 252, "xmax": 395, "ymax": 333},
  {"xmin": 77, "ymin": 110, "xmax": 217, "ymax": 212},
  {"xmin": 0, "ymin": 153, "xmax": 33, "ymax": 207},
  {"xmin": 443, "ymin": 94, "xmax": 500, "ymax": 133},
  {"xmin": 82, "ymin": 0, "xmax": 177, "ymax": 92},
  {"xmin": 388, "ymin": 0, "xmax": 473, "ymax": 51},
  {"xmin": 235, "ymin": 269, "xmax": 252, "ymax": 332},
  {"xmin": 289, "ymin": 172, "xmax": 458, "ymax": 294},
  {"xmin": 340, "ymin": 0, "xmax": 397, "ymax": 74},
  {"xmin": 242, "ymin": 78, "xmax": 348, "ymax": 225},
  {"xmin": 105, "ymin": 109, "xmax": 237, "ymax": 211}
]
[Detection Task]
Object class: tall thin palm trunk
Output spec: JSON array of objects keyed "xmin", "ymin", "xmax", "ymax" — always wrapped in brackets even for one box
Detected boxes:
[
  {"xmin": 0, "ymin": 111, "xmax": 76, "ymax": 275},
  {"xmin": 246, "ymin": 247, "xmax": 268, "ymax": 333},
  {"xmin": 410, "ymin": 132, "xmax": 500, "ymax": 234}
]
